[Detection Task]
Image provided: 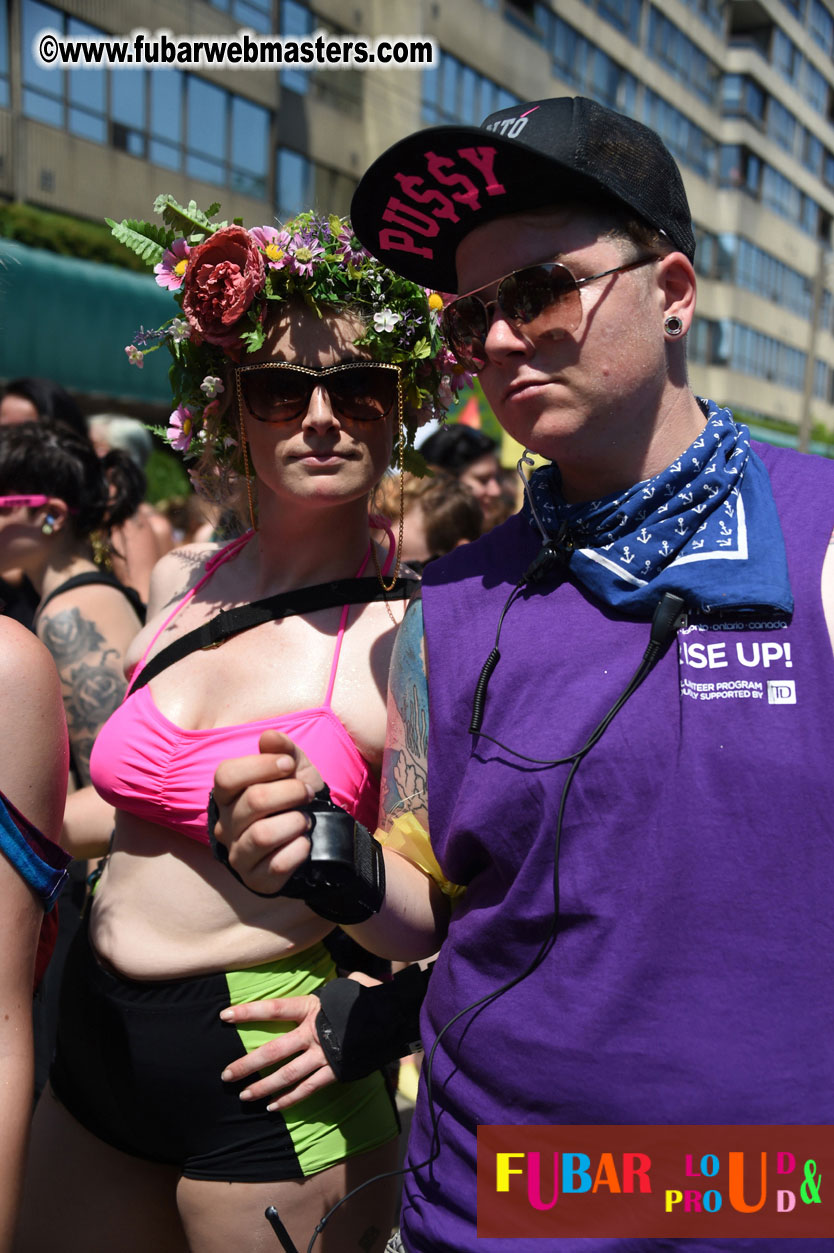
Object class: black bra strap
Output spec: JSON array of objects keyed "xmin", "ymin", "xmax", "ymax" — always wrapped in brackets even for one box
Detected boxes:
[
  {"xmin": 129, "ymin": 575, "xmax": 417, "ymax": 693},
  {"xmin": 37, "ymin": 572, "xmax": 147, "ymax": 624}
]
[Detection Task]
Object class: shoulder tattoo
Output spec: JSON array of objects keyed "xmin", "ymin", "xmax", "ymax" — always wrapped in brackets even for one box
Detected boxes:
[
  {"xmin": 41, "ymin": 607, "xmax": 127, "ymax": 785},
  {"xmin": 379, "ymin": 597, "xmax": 429, "ymax": 830}
]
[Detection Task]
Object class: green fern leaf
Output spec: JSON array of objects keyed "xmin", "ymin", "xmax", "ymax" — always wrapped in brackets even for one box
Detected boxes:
[{"xmin": 105, "ymin": 218, "xmax": 174, "ymax": 266}]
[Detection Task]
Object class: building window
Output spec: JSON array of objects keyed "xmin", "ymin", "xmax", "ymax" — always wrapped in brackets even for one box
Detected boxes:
[
  {"xmin": 648, "ymin": 9, "xmax": 720, "ymax": 107},
  {"xmin": 809, "ymin": 0, "xmax": 834, "ymax": 56},
  {"xmin": 766, "ymin": 99, "xmax": 797, "ymax": 153},
  {"xmin": 771, "ymin": 29, "xmax": 802, "ymax": 87},
  {"xmin": 693, "ymin": 226, "xmax": 719, "ymax": 279},
  {"xmin": 279, "ymin": 1, "xmax": 363, "ymax": 116},
  {"xmin": 20, "ymin": 1, "xmax": 271, "ymax": 196},
  {"xmin": 551, "ymin": 18, "xmax": 637, "ymax": 115},
  {"xmin": 275, "ymin": 146, "xmax": 354, "ymax": 219},
  {"xmin": 208, "ymin": 0, "xmax": 274, "ymax": 33},
  {"xmin": 730, "ymin": 322, "xmax": 807, "ymax": 390},
  {"xmin": 734, "ymin": 236, "xmax": 813, "ymax": 318},
  {"xmin": 801, "ymin": 129, "xmax": 823, "ymax": 176},
  {"xmin": 719, "ymin": 145, "xmax": 761, "ymax": 195},
  {"xmin": 722, "ymin": 74, "xmax": 766, "ymax": 124},
  {"xmin": 677, "ymin": 0, "xmax": 725, "ymax": 36},
  {"xmin": 802, "ymin": 60, "xmax": 827, "ymax": 114},
  {"xmin": 688, "ymin": 316, "xmax": 722, "ymax": 365},
  {"xmin": 823, "ymin": 150, "xmax": 834, "ymax": 189},
  {"xmin": 503, "ymin": 0, "xmax": 552, "ymax": 44},
  {"xmin": 280, "ymin": 0, "xmax": 313, "ymax": 93},
  {"xmin": 0, "ymin": 0, "xmax": 10, "ymax": 109},
  {"xmin": 596, "ymin": 0, "xmax": 642, "ymax": 43},
  {"xmin": 642, "ymin": 90, "xmax": 716, "ymax": 180},
  {"xmin": 422, "ymin": 50, "xmax": 518, "ymax": 125},
  {"xmin": 814, "ymin": 358, "xmax": 830, "ymax": 400}
]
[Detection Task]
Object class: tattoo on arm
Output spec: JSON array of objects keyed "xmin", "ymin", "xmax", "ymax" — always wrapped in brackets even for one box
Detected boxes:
[
  {"xmin": 379, "ymin": 598, "xmax": 429, "ymax": 831},
  {"xmin": 40, "ymin": 607, "xmax": 127, "ymax": 786}
]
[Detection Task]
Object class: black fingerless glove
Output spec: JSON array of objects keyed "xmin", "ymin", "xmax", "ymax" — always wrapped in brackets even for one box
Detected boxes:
[
  {"xmin": 208, "ymin": 783, "xmax": 385, "ymax": 923},
  {"xmin": 314, "ymin": 963, "xmax": 433, "ymax": 1082}
]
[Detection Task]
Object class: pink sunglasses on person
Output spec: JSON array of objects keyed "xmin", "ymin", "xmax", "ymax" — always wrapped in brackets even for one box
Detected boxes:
[
  {"xmin": 0, "ymin": 495, "xmax": 78, "ymax": 512},
  {"xmin": 0, "ymin": 495, "xmax": 50, "ymax": 508}
]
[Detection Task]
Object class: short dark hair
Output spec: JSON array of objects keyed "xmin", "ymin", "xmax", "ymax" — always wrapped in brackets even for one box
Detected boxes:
[
  {"xmin": 420, "ymin": 425, "xmax": 497, "ymax": 476},
  {"xmin": 1, "ymin": 376, "xmax": 87, "ymax": 439},
  {"xmin": 0, "ymin": 421, "xmax": 144, "ymax": 538}
]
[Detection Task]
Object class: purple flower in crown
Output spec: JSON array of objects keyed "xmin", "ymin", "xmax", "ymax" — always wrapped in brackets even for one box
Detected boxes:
[
  {"xmin": 250, "ymin": 225, "xmax": 291, "ymax": 271},
  {"xmin": 154, "ymin": 238, "xmax": 191, "ymax": 291},
  {"xmin": 287, "ymin": 232, "xmax": 325, "ymax": 277},
  {"xmin": 335, "ymin": 227, "xmax": 367, "ymax": 267},
  {"xmin": 167, "ymin": 405, "xmax": 194, "ymax": 452}
]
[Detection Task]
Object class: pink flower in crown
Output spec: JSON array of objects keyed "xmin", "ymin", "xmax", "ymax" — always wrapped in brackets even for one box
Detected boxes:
[
  {"xmin": 287, "ymin": 232, "xmax": 325, "ymax": 278},
  {"xmin": 438, "ymin": 347, "xmax": 474, "ymax": 392},
  {"xmin": 250, "ymin": 225, "xmax": 291, "ymax": 271},
  {"xmin": 154, "ymin": 238, "xmax": 191, "ymax": 291},
  {"xmin": 167, "ymin": 405, "xmax": 194, "ymax": 452},
  {"xmin": 182, "ymin": 225, "xmax": 265, "ymax": 348},
  {"xmin": 124, "ymin": 345, "xmax": 144, "ymax": 368}
]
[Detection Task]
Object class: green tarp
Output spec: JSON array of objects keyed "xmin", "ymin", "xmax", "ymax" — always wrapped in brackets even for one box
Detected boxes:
[{"xmin": 0, "ymin": 238, "xmax": 176, "ymax": 405}]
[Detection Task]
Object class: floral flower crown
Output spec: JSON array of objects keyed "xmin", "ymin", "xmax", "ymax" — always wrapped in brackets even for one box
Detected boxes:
[{"xmin": 110, "ymin": 195, "xmax": 469, "ymax": 477}]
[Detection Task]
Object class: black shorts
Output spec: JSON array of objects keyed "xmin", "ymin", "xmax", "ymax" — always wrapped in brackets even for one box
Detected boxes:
[{"xmin": 51, "ymin": 919, "xmax": 398, "ymax": 1182}]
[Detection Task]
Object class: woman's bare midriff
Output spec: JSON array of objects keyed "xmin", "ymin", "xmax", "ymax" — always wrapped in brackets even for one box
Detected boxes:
[{"xmin": 89, "ymin": 811, "xmax": 335, "ymax": 980}]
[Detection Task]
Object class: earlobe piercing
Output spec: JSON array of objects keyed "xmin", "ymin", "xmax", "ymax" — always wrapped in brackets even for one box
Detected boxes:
[
  {"xmin": 664, "ymin": 314, "xmax": 684, "ymax": 337},
  {"xmin": 41, "ymin": 515, "xmax": 56, "ymax": 535}
]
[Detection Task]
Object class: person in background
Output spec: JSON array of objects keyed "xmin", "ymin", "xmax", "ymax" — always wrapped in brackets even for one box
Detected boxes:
[
  {"xmin": 376, "ymin": 472, "xmax": 482, "ymax": 570},
  {"xmin": 0, "ymin": 377, "xmax": 86, "ymax": 438},
  {"xmin": 87, "ymin": 413, "xmax": 175, "ymax": 604},
  {"xmin": 0, "ymin": 618, "xmax": 69, "ymax": 1252},
  {"xmin": 0, "ymin": 422, "xmax": 145, "ymax": 786},
  {"xmin": 419, "ymin": 423, "xmax": 505, "ymax": 532},
  {"xmin": 0, "ymin": 378, "xmax": 87, "ymax": 625},
  {"xmin": 0, "ymin": 420, "xmax": 145, "ymax": 1094}
]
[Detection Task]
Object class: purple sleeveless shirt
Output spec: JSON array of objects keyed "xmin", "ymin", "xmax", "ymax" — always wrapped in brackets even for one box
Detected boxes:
[{"xmin": 402, "ymin": 442, "xmax": 834, "ymax": 1253}]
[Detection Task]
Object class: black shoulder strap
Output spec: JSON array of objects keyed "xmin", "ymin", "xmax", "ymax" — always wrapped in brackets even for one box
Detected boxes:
[
  {"xmin": 129, "ymin": 575, "xmax": 417, "ymax": 694},
  {"xmin": 38, "ymin": 572, "xmax": 147, "ymax": 625}
]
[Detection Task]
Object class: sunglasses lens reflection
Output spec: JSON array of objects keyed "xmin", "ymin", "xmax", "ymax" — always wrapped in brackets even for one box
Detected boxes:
[
  {"xmin": 242, "ymin": 372, "xmax": 309, "ymax": 422},
  {"xmin": 445, "ymin": 264, "xmax": 581, "ymax": 372},
  {"xmin": 241, "ymin": 367, "xmax": 398, "ymax": 423},
  {"xmin": 328, "ymin": 370, "xmax": 398, "ymax": 421},
  {"xmin": 443, "ymin": 300, "xmax": 489, "ymax": 373},
  {"xmin": 502, "ymin": 265, "xmax": 580, "ymax": 329}
]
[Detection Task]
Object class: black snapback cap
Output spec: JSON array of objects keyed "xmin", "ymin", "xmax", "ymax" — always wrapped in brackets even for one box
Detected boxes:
[{"xmin": 351, "ymin": 96, "xmax": 695, "ymax": 292}]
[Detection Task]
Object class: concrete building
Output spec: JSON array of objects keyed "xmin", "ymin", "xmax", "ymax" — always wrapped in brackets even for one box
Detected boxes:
[{"xmin": 1, "ymin": 0, "xmax": 834, "ymax": 445}]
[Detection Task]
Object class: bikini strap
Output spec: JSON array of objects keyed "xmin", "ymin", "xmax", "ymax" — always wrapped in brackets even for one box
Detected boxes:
[
  {"xmin": 324, "ymin": 529, "xmax": 398, "ymax": 707},
  {"xmin": 128, "ymin": 531, "xmax": 253, "ymax": 692}
]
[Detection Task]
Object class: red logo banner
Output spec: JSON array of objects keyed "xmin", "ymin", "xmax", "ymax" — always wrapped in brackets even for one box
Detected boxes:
[{"xmin": 477, "ymin": 1125, "xmax": 832, "ymax": 1238}]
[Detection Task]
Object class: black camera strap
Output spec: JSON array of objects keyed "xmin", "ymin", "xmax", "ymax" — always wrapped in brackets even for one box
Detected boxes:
[{"xmin": 130, "ymin": 575, "xmax": 417, "ymax": 692}]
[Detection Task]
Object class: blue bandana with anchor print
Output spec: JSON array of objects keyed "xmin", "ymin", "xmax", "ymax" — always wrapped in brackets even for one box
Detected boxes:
[{"xmin": 524, "ymin": 399, "xmax": 793, "ymax": 618}]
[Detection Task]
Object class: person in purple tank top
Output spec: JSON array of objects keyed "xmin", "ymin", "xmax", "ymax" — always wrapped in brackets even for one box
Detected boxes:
[{"xmin": 212, "ymin": 98, "xmax": 834, "ymax": 1253}]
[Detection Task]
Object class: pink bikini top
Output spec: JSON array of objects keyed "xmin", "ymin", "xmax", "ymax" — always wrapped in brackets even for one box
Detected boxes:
[{"xmin": 89, "ymin": 533, "xmax": 389, "ymax": 842}]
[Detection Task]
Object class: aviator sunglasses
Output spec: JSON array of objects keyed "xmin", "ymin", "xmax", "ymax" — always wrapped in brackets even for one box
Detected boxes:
[
  {"xmin": 442, "ymin": 254, "xmax": 657, "ymax": 372},
  {"xmin": 234, "ymin": 361, "xmax": 402, "ymax": 425}
]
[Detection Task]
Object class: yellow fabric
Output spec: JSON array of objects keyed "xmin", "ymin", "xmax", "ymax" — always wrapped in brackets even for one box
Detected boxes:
[{"xmin": 377, "ymin": 814, "xmax": 466, "ymax": 900}]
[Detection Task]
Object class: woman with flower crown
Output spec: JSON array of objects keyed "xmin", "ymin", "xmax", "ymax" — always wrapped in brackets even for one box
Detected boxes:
[{"xmin": 15, "ymin": 198, "xmax": 465, "ymax": 1253}]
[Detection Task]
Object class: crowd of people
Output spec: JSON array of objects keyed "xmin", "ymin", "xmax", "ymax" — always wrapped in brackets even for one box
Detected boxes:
[{"xmin": 2, "ymin": 93, "xmax": 832, "ymax": 1253}]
